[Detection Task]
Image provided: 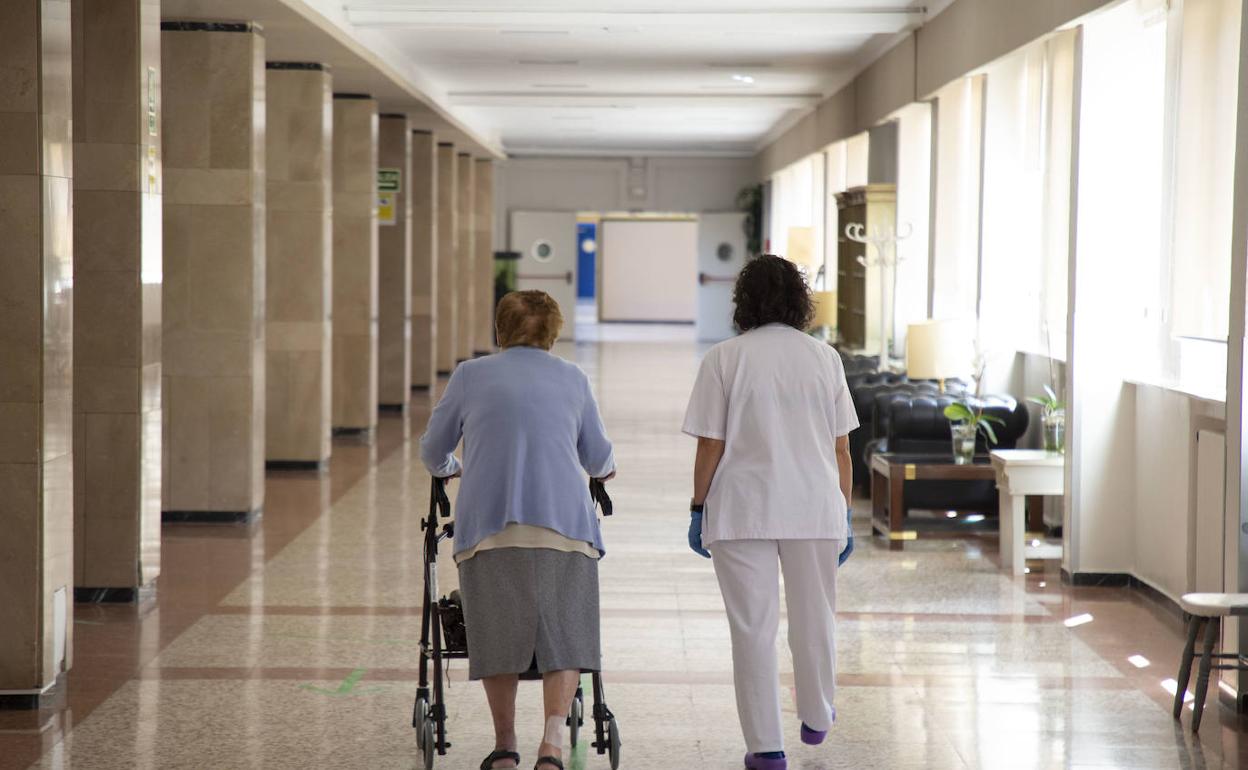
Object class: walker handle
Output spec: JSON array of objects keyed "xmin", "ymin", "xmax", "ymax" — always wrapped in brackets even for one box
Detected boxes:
[
  {"xmin": 431, "ymin": 476, "xmax": 452, "ymax": 519},
  {"xmin": 590, "ymin": 478, "xmax": 613, "ymax": 517}
]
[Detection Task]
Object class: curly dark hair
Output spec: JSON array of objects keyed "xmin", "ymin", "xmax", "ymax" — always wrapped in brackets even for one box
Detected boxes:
[{"xmin": 732, "ymin": 254, "xmax": 815, "ymax": 332}]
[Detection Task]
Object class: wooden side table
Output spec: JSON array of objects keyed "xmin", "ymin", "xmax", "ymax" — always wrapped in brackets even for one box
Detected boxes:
[
  {"xmin": 870, "ymin": 453, "xmax": 996, "ymax": 548},
  {"xmin": 989, "ymin": 449, "xmax": 1064, "ymax": 575}
]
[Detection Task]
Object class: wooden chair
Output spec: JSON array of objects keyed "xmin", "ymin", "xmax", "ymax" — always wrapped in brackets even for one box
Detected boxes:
[{"xmin": 1174, "ymin": 593, "xmax": 1248, "ymax": 731}]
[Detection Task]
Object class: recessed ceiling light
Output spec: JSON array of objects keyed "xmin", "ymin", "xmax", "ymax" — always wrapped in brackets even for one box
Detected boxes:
[{"xmin": 731, "ymin": 74, "xmax": 755, "ymax": 84}]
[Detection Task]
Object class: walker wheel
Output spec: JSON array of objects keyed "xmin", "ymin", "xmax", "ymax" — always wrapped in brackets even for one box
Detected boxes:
[
  {"xmin": 568, "ymin": 695, "xmax": 583, "ymax": 747},
  {"xmin": 421, "ymin": 721, "xmax": 436, "ymax": 769},
  {"xmin": 607, "ymin": 717, "xmax": 621, "ymax": 770},
  {"xmin": 414, "ymin": 697, "xmax": 429, "ymax": 749}
]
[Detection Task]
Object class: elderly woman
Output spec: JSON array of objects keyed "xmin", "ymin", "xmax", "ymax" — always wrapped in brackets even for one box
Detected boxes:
[
  {"xmin": 682, "ymin": 255, "xmax": 858, "ymax": 770},
  {"xmin": 420, "ymin": 290, "xmax": 615, "ymax": 770}
]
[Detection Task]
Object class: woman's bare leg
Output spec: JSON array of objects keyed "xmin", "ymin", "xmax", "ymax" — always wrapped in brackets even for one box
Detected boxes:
[
  {"xmin": 536, "ymin": 669, "xmax": 580, "ymax": 766},
  {"xmin": 482, "ymin": 674, "xmax": 520, "ymax": 767}
]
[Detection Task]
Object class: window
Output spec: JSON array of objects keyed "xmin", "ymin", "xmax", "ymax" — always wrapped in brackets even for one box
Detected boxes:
[
  {"xmin": 930, "ymin": 75, "xmax": 985, "ymax": 321},
  {"xmin": 768, "ymin": 154, "xmax": 822, "ymax": 271},
  {"xmin": 979, "ymin": 31, "xmax": 1077, "ymax": 359},
  {"xmin": 1168, "ymin": 0, "xmax": 1240, "ymax": 396},
  {"xmin": 889, "ymin": 103, "xmax": 932, "ymax": 354}
]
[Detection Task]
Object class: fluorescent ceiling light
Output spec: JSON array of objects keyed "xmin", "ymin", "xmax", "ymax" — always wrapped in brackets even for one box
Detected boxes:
[
  {"xmin": 731, "ymin": 73, "xmax": 755, "ymax": 84},
  {"xmin": 1128, "ymin": 655, "xmax": 1150, "ymax": 668},
  {"xmin": 1063, "ymin": 613, "xmax": 1094, "ymax": 628},
  {"xmin": 518, "ymin": 58, "xmax": 580, "ymax": 66},
  {"xmin": 500, "ymin": 29, "xmax": 571, "ymax": 36}
]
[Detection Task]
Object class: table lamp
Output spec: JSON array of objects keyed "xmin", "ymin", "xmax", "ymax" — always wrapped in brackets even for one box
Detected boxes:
[
  {"xmin": 811, "ymin": 290, "xmax": 837, "ymax": 342},
  {"xmin": 786, "ymin": 226, "xmax": 815, "ymax": 268},
  {"xmin": 906, "ymin": 319, "xmax": 973, "ymax": 389}
]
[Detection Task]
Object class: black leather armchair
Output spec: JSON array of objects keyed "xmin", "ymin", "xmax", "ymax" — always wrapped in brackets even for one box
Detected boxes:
[{"xmin": 864, "ymin": 393, "xmax": 1030, "ymax": 515}]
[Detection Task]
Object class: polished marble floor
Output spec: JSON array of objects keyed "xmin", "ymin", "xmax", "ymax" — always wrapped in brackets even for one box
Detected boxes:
[{"xmin": 3, "ymin": 325, "xmax": 1247, "ymax": 769}]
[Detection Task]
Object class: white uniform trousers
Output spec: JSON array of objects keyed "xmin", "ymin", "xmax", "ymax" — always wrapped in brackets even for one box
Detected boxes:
[{"xmin": 710, "ymin": 538, "xmax": 842, "ymax": 753}]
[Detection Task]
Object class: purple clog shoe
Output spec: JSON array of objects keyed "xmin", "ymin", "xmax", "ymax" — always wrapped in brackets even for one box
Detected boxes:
[
  {"xmin": 800, "ymin": 723, "xmax": 827, "ymax": 746},
  {"xmin": 744, "ymin": 753, "xmax": 787, "ymax": 770}
]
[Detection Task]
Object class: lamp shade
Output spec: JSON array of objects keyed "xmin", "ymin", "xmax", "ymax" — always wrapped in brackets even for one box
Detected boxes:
[
  {"xmin": 811, "ymin": 290, "xmax": 837, "ymax": 328},
  {"xmin": 786, "ymin": 226, "xmax": 815, "ymax": 267},
  {"xmin": 906, "ymin": 319, "xmax": 974, "ymax": 380}
]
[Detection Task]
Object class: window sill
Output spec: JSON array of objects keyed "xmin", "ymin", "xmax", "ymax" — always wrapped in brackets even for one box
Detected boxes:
[{"xmin": 1124, "ymin": 377, "xmax": 1226, "ymax": 407}]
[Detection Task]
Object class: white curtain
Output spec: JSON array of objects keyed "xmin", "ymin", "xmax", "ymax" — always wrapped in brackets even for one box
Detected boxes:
[
  {"xmin": 1170, "ymin": 0, "xmax": 1241, "ymax": 342},
  {"xmin": 823, "ymin": 142, "xmax": 848, "ymax": 291},
  {"xmin": 1075, "ymin": 0, "xmax": 1168, "ymax": 372},
  {"xmin": 930, "ymin": 75, "xmax": 985, "ymax": 321},
  {"xmin": 768, "ymin": 155, "xmax": 818, "ymax": 263},
  {"xmin": 846, "ymin": 132, "xmax": 869, "ymax": 189},
  {"xmin": 979, "ymin": 31, "xmax": 1076, "ymax": 360},
  {"xmin": 890, "ymin": 103, "xmax": 932, "ymax": 354}
]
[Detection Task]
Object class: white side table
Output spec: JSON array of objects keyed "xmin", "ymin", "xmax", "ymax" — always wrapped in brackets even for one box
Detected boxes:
[{"xmin": 989, "ymin": 449, "xmax": 1064, "ymax": 575}]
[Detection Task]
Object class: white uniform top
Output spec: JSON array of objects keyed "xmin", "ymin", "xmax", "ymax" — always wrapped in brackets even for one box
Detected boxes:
[{"xmin": 681, "ymin": 323, "xmax": 860, "ymax": 547}]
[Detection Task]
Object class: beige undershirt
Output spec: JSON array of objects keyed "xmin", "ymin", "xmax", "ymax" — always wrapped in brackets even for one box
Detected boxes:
[{"xmin": 454, "ymin": 523, "xmax": 601, "ymax": 564}]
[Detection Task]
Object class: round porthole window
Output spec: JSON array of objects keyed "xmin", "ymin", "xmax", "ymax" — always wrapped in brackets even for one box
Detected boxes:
[
  {"xmin": 716, "ymin": 242, "xmax": 734, "ymax": 262},
  {"xmin": 531, "ymin": 239, "xmax": 555, "ymax": 263}
]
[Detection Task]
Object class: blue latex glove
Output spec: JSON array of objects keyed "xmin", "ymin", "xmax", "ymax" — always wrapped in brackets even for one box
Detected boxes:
[
  {"xmin": 838, "ymin": 508, "xmax": 854, "ymax": 566},
  {"xmin": 688, "ymin": 511, "xmax": 711, "ymax": 558}
]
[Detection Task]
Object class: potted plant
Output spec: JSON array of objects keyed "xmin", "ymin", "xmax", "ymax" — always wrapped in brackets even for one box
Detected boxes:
[
  {"xmin": 1028, "ymin": 384, "xmax": 1065, "ymax": 454},
  {"xmin": 943, "ymin": 401, "xmax": 1004, "ymax": 465}
]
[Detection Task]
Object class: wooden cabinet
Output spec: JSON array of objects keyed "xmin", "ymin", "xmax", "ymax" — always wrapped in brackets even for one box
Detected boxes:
[{"xmin": 835, "ymin": 184, "xmax": 896, "ymax": 351}]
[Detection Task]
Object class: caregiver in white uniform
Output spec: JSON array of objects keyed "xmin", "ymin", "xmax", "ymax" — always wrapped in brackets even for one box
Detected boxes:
[{"xmin": 682, "ymin": 254, "xmax": 858, "ymax": 770}]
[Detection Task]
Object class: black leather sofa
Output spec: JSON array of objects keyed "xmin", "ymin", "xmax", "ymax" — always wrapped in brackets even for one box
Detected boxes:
[
  {"xmin": 864, "ymin": 393, "xmax": 1030, "ymax": 515},
  {"xmin": 846, "ymin": 376, "xmax": 970, "ymax": 487}
]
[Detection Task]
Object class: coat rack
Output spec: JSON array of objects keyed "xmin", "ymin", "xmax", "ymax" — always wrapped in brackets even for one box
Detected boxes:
[{"xmin": 845, "ymin": 221, "xmax": 912, "ymax": 367}]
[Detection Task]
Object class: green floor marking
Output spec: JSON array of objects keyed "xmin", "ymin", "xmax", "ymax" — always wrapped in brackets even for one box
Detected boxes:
[
  {"xmin": 570, "ymin": 674, "xmax": 590, "ymax": 770},
  {"xmin": 298, "ymin": 668, "xmax": 385, "ymax": 697}
]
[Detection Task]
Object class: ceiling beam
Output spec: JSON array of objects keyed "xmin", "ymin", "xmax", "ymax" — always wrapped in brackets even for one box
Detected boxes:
[
  {"xmin": 448, "ymin": 92, "xmax": 822, "ymax": 109},
  {"xmin": 344, "ymin": 6, "xmax": 926, "ymax": 34}
]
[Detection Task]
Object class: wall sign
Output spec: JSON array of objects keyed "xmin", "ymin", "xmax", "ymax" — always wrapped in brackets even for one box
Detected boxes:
[
  {"xmin": 378, "ymin": 193, "xmax": 396, "ymax": 226},
  {"xmin": 146, "ymin": 67, "xmax": 157, "ymax": 136},
  {"xmin": 377, "ymin": 167, "xmax": 401, "ymax": 193}
]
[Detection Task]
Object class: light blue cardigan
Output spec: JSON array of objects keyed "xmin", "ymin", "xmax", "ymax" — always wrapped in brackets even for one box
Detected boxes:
[{"xmin": 419, "ymin": 347, "xmax": 616, "ymax": 557}]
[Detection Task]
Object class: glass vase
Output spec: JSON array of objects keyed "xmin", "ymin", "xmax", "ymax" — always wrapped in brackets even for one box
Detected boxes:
[
  {"xmin": 951, "ymin": 422, "xmax": 977, "ymax": 465},
  {"xmin": 1043, "ymin": 409, "xmax": 1066, "ymax": 454}
]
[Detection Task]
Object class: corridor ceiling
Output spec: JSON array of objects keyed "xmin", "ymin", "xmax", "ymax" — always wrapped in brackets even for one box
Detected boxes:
[
  {"xmin": 161, "ymin": 1, "xmax": 947, "ymax": 159},
  {"xmin": 341, "ymin": 1, "xmax": 942, "ymax": 157}
]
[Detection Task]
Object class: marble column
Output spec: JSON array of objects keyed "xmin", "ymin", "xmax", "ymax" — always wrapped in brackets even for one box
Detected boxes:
[
  {"xmin": 0, "ymin": 0, "xmax": 74, "ymax": 704},
  {"xmin": 70, "ymin": 0, "xmax": 161, "ymax": 597},
  {"xmin": 410, "ymin": 130, "xmax": 437, "ymax": 390},
  {"xmin": 377, "ymin": 114, "xmax": 411, "ymax": 408},
  {"xmin": 160, "ymin": 22, "xmax": 265, "ymax": 522},
  {"xmin": 331, "ymin": 94, "xmax": 379, "ymax": 434},
  {"xmin": 474, "ymin": 158, "xmax": 495, "ymax": 355},
  {"xmin": 435, "ymin": 142, "xmax": 458, "ymax": 374},
  {"xmin": 456, "ymin": 153, "xmax": 476, "ymax": 363},
  {"xmin": 264, "ymin": 63, "xmax": 332, "ymax": 468}
]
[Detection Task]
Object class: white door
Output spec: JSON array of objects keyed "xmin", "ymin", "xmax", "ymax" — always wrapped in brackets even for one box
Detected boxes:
[
  {"xmin": 696, "ymin": 212, "xmax": 747, "ymax": 342},
  {"xmin": 509, "ymin": 211, "xmax": 578, "ymax": 340}
]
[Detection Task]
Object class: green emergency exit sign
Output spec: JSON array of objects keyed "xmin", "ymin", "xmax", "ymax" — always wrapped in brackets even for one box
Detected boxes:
[{"xmin": 378, "ymin": 168, "xmax": 401, "ymax": 193}]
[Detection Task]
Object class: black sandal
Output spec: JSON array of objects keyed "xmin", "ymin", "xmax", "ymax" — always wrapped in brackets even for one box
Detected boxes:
[
  {"xmin": 480, "ymin": 750, "xmax": 521, "ymax": 770},
  {"xmin": 534, "ymin": 757, "xmax": 564, "ymax": 770}
]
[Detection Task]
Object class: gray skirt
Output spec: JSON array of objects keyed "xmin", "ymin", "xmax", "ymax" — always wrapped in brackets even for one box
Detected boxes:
[{"xmin": 457, "ymin": 547, "xmax": 601, "ymax": 680}]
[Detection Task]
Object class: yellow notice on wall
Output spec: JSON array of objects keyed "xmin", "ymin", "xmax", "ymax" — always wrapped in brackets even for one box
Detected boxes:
[
  {"xmin": 147, "ymin": 146, "xmax": 158, "ymax": 194},
  {"xmin": 378, "ymin": 193, "xmax": 396, "ymax": 226}
]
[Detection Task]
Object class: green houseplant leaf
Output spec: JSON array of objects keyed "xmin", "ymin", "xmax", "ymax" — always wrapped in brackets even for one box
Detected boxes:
[{"xmin": 943, "ymin": 402, "xmax": 975, "ymax": 423}]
